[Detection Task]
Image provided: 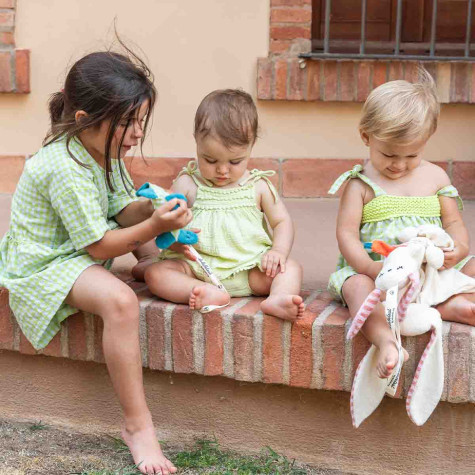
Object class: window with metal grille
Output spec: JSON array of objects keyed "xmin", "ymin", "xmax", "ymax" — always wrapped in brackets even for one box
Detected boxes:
[{"xmin": 305, "ymin": 0, "xmax": 475, "ymax": 61}]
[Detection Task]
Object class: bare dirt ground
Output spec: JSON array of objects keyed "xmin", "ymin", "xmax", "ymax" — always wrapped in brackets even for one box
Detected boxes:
[{"xmin": 0, "ymin": 419, "xmax": 354, "ymax": 475}]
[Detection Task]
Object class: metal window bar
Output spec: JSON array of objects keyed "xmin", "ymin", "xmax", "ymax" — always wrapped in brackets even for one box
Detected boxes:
[{"xmin": 301, "ymin": 0, "xmax": 475, "ymax": 62}]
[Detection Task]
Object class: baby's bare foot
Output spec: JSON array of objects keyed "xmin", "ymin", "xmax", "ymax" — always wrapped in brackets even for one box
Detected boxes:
[
  {"xmin": 121, "ymin": 424, "xmax": 176, "ymax": 475},
  {"xmin": 132, "ymin": 257, "xmax": 156, "ymax": 282},
  {"xmin": 376, "ymin": 340, "xmax": 409, "ymax": 379},
  {"xmin": 437, "ymin": 294, "xmax": 475, "ymax": 325},
  {"xmin": 189, "ymin": 285, "xmax": 229, "ymax": 311},
  {"xmin": 260, "ymin": 294, "xmax": 304, "ymax": 321}
]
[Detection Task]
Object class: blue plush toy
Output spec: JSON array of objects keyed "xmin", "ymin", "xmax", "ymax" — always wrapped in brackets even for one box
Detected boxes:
[{"xmin": 136, "ymin": 182, "xmax": 198, "ymax": 249}]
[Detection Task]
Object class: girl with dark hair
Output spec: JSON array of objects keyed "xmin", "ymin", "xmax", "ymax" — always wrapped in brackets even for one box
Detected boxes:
[{"xmin": 0, "ymin": 50, "xmax": 184, "ymax": 474}]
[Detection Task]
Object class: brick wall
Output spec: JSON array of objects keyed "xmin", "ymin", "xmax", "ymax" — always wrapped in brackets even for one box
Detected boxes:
[{"xmin": 0, "ymin": 0, "xmax": 30, "ymax": 93}]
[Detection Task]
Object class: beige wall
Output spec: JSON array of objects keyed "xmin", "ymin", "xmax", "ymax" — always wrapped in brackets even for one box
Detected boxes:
[{"xmin": 1, "ymin": 0, "xmax": 474, "ymax": 161}]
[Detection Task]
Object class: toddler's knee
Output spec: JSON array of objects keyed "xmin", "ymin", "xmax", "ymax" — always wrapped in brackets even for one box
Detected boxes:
[
  {"xmin": 343, "ymin": 274, "xmax": 374, "ymax": 292},
  {"xmin": 104, "ymin": 286, "xmax": 139, "ymax": 323}
]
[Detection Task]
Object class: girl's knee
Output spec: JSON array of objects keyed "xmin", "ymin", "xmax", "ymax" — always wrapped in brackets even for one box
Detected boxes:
[{"xmin": 101, "ymin": 285, "xmax": 139, "ymax": 324}]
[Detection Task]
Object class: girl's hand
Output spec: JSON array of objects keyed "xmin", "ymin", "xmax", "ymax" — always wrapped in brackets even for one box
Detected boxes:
[
  {"xmin": 151, "ymin": 199, "xmax": 192, "ymax": 233},
  {"xmin": 168, "ymin": 229, "xmax": 200, "ymax": 260},
  {"xmin": 441, "ymin": 242, "xmax": 469, "ymax": 270},
  {"xmin": 262, "ymin": 249, "xmax": 287, "ymax": 278}
]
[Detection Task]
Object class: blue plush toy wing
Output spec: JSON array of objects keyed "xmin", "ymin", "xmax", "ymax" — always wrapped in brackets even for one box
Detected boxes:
[{"xmin": 136, "ymin": 182, "xmax": 158, "ymax": 199}]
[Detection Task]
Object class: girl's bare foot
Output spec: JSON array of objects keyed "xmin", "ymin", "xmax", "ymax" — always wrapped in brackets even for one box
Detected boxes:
[
  {"xmin": 122, "ymin": 424, "xmax": 177, "ymax": 475},
  {"xmin": 437, "ymin": 294, "xmax": 475, "ymax": 325},
  {"xmin": 375, "ymin": 340, "xmax": 409, "ymax": 379},
  {"xmin": 189, "ymin": 284, "xmax": 229, "ymax": 310},
  {"xmin": 260, "ymin": 294, "xmax": 305, "ymax": 321}
]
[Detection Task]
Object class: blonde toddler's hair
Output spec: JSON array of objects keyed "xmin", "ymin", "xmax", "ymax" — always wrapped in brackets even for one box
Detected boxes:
[{"xmin": 359, "ymin": 68, "xmax": 440, "ymax": 144}]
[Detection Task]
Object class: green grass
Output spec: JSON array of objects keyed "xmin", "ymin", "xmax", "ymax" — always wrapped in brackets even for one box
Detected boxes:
[
  {"xmin": 29, "ymin": 420, "xmax": 48, "ymax": 431},
  {"xmin": 75, "ymin": 437, "xmax": 308, "ymax": 475}
]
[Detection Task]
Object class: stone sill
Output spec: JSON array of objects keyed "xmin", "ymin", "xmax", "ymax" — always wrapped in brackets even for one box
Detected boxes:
[
  {"xmin": 1, "ymin": 280, "xmax": 473, "ymax": 405},
  {"xmin": 0, "ymin": 49, "xmax": 30, "ymax": 93},
  {"xmin": 257, "ymin": 57, "xmax": 475, "ymax": 104}
]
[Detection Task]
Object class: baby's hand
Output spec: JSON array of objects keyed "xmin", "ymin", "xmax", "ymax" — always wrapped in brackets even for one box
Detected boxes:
[
  {"xmin": 151, "ymin": 198, "xmax": 192, "ymax": 233},
  {"xmin": 441, "ymin": 242, "xmax": 469, "ymax": 270},
  {"xmin": 262, "ymin": 249, "xmax": 287, "ymax": 278}
]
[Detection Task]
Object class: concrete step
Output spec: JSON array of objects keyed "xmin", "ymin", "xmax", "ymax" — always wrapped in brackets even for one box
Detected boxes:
[{"xmin": 1, "ymin": 193, "xmax": 474, "ymax": 289}]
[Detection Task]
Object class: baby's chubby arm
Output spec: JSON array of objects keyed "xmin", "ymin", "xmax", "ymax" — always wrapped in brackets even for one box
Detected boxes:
[
  {"xmin": 336, "ymin": 179, "xmax": 382, "ymax": 280},
  {"xmin": 171, "ymin": 174, "xmax": 198, "ymax": 207},
  {"xmin": 258, "ymin": 180, "xmax": 294, "ymax": 277},
  {"xmin": 436, "ymin": 168, "xmax": 470, "ymax": 268}
]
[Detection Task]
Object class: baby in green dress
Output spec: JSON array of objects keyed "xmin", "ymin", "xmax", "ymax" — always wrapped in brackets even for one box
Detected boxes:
[
  {"xmin": 329, "ymin": 68, "xmax": 475, "ymax": 380},
  {"xmin": 145, "ymin": 89, "xmax": 305, "ymax": 321}
]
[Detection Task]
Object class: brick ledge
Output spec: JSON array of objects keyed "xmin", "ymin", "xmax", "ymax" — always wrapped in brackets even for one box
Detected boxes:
[{"xmin": 1, "ymin": 281, "xmax": 473, "ymax": 404}]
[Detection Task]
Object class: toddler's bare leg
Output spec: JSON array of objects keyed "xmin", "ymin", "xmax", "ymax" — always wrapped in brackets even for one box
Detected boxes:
[
  {"xmin": 342, "ymin": 274, "xmax": 408, "ymax": 379},
  {"xmin": 437, "ymin": 257, "xmax": 475, "ymax": 325},
  {"xmin": 65, "ymin": 265, "xmax": 176, "ymax": 475},
  {"xmin": 250, "ymin": 258, "xmax": 304, "ymax": 321},
  {"xmin": 145, "ymin": 260, "xmax": 228, "ymax": 310}
]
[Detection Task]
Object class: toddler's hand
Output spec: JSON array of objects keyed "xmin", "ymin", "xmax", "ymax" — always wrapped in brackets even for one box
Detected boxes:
[
  {"xmin": 168, "ymin": 229, "xmax": 201, "ymax": 260},
  {"xmin": 441, "ymin": 242, "xmax": 468, "ymax": 270},
  {"xmin": 151, "ymin": 198, "xmax": 192, "ymax": 234},
  {"xmin": 262, "ymin": 249, "xmax": 287, "ymax": 278}
]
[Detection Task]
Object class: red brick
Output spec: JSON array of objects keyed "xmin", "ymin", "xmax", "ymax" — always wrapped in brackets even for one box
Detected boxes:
[
  {"xmin": 271, "ymin": 0, "xmax": 311, "ymax": 5},
  {"xmin": 232, "ymin": 315, "xmax": 254, "ymax": 381},
  {"xmin": 323, "ymin": 61, "xmax": 337, "ymax": 101},
  {"xmin": 257, "ymin": 58, "xmax": 272, "ymax": 100},
  {"xmin": 203, "ymin": 311, "xmax": 224, "ymax": 376},
  {"xmin": 146, "ymin": 304, "xmax": 166, "ymax": 371},
  {"xmin": 0, "ymin": 155, "xmax": 24, "ymax": 192},
  {"xmin": 471, "ymin": 63, "xmax": 475, "ymax": 104},
  {"xmin": 289, "ymin": 311, "xmax": 316, "ymax": 388},
  {"xmin": 372, "ymin": 61, "xmax": 387, "ymax": 88},
  {"xmin": 15, "ymin": 49, "xmax": 30, "ymax": 94},
  {"xmin": 0, "ymin": 288, "xmax": 13, "ymax": 350},
  {"xmin": 172, "ymin": 306, "xmax": 194, "ymax": 373},
  {"xmin": 19, "ymin": 332, "xmax": 36, "ymax": 355},
  {"xmin": 269, "ymin": 40, "xmax": 292, "ymax": 54},
  {"xmin": 94, "ymin": 316, "xmax": 105, "ymax": 364},
  {"xmin": 42, "ymin": 332, "xmax": 62, "ymax": 358},
  {"xmin": 270, "ymin": 26, "xmax": 311, "ymax": 41},
  {"xmin": 0, "ymin": 10, "xmax": 14, "ymax": 27},
  {"xmin": 262, "ymin": 315, "xmax": 284, "ymax": 384},
  {"xmin": 450, "ymin": 62, "xmax": 470, "ymax": 103},
  {"xmin": 448, "ymin": 323, "xmax": 471, "ymax": 402},
  {"xmin": 352, "ymin": 332, "xmax": 371, "ymax": 379},
  {"xmin": 388, "ymin": 61, "xmax": 403, "ymax": 81},
  {"xmin": 0, "ymin": 51, "xmax": 12, "ymax": 92},
  {"xmin": 0, "ymin": 31, "xmax": 13, "ymax": 45},
  {"xmin": 338, "ymin": 61, "xmax": 355, "ymax": 101},
  {"xmin": 124, "ymin": 156, "xmax": 191, "ymax": 189},
  {"xmin": 274, "ymin": 59, "xmax": 288, "ymax": 100},
  {"xmin": 282, "ymin": 158, "xmax": 363, "ymax": 198},
  {"xmin": 288, "ymin": 59, "xmax": 304, "ymax": 100},
  {"xmin": 306, "ymin": 59, "xmax": 321, "ymax": 100},
  {"xmin": 356, "ymin": 61, "xmax": 371, "ymax": 102},
  {"xmin": 237, "ymin": 298, "xmax": 264, "ymax": 317},
  {"xmin": 271, "ymin": 8, "xmax": 312, "ymax": 23},
  {"xmin": 403, "ymin": 61, "xmax": 419, "ymax": 83},
  {"xmin": 452, "ymin": 161, "xmax": 475, "ymax": 200},
  {"xmin": 0, "ymin": 0, "xmax": 15, "ymax": 7},
  {"xmin": 67, "ymin": 312, "xmax": 87, "ymax": 360},
  {"xmin": 248, "ymin": 158, "xmax": 280, "ymax": 189}
]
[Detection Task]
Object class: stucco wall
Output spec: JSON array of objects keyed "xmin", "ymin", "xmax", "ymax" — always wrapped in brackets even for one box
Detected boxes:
[{"xmin": 0, "ymin": 0, "xmax": 474, "ymax": 161}]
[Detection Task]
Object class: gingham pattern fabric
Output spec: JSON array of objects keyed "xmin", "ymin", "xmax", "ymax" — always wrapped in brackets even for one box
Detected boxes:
[
  {"xmin": 328, "ymin": 166, "xmax": 468, "ymax": 303},
  {"xmin": 0, "ymin": 136, "xmax": 137, "ymax": 349},
  {"xmin": 160, "ymin": 161, "xmax": 275, "ymax": 283}
]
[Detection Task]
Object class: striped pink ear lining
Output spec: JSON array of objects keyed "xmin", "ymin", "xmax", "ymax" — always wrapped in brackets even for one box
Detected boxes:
[
  {"xmin": 347, "ymin": 289, "xmax": 382, "ymax": 340},
  {"xmin": 397, "ymin": 273, "xmax": 420, "ymax": 321}
]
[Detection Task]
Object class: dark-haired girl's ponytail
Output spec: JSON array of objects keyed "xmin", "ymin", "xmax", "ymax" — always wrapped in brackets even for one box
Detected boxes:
[{"xmin": 48, "ymin": 91, "xmax": 65, "ymax": 126}]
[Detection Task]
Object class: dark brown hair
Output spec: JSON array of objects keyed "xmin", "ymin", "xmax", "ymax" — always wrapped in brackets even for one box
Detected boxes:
[
  {"xmin": 44, "ymin": 43, "xmax": 156, "ymax": 191},
  {"xmin": 194, "ymin": 89, "xmax": 258, "ymax": 148}
]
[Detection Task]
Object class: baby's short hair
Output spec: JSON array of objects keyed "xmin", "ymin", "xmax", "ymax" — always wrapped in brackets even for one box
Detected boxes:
[
  {"xmin": 194, "ymin": 89, "xmax": 258, "ymax": 148},
  {"xmin": 359, "ymin": 68, "xmax": 440, "ymax": 144}
]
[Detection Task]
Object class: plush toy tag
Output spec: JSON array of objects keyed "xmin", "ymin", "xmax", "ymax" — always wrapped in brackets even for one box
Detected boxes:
[{"xmin": 385, "ymin": 284, "xmax": 403, "ymax": 396}]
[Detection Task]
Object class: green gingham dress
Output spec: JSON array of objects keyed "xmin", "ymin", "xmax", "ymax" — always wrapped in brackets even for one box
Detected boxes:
[
  {"xmin": 328, "ymin": 164, "xmax": 470, "ymax": 303},
  {"xmin": 0, "ymin": 136, "xmax": 138, "ymax": 349}
]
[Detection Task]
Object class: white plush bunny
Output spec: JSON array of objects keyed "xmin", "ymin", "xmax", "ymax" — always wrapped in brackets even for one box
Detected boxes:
[{"xmin": 348, "ymin": 225, "xmax": 475, "ymax": 427}]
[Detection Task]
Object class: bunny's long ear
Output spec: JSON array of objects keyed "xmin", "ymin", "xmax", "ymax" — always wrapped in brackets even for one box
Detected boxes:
[
  {"xmin": 371, "ymin": 240, "xmax": 397, "ymax": 257},
  {"xmin": 397, "ymin": 273, "xmax": 420, "ymax": 322},
  {"xmin": 347, "ymin": 289, "xmax": 381, "ymax": 339}
]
